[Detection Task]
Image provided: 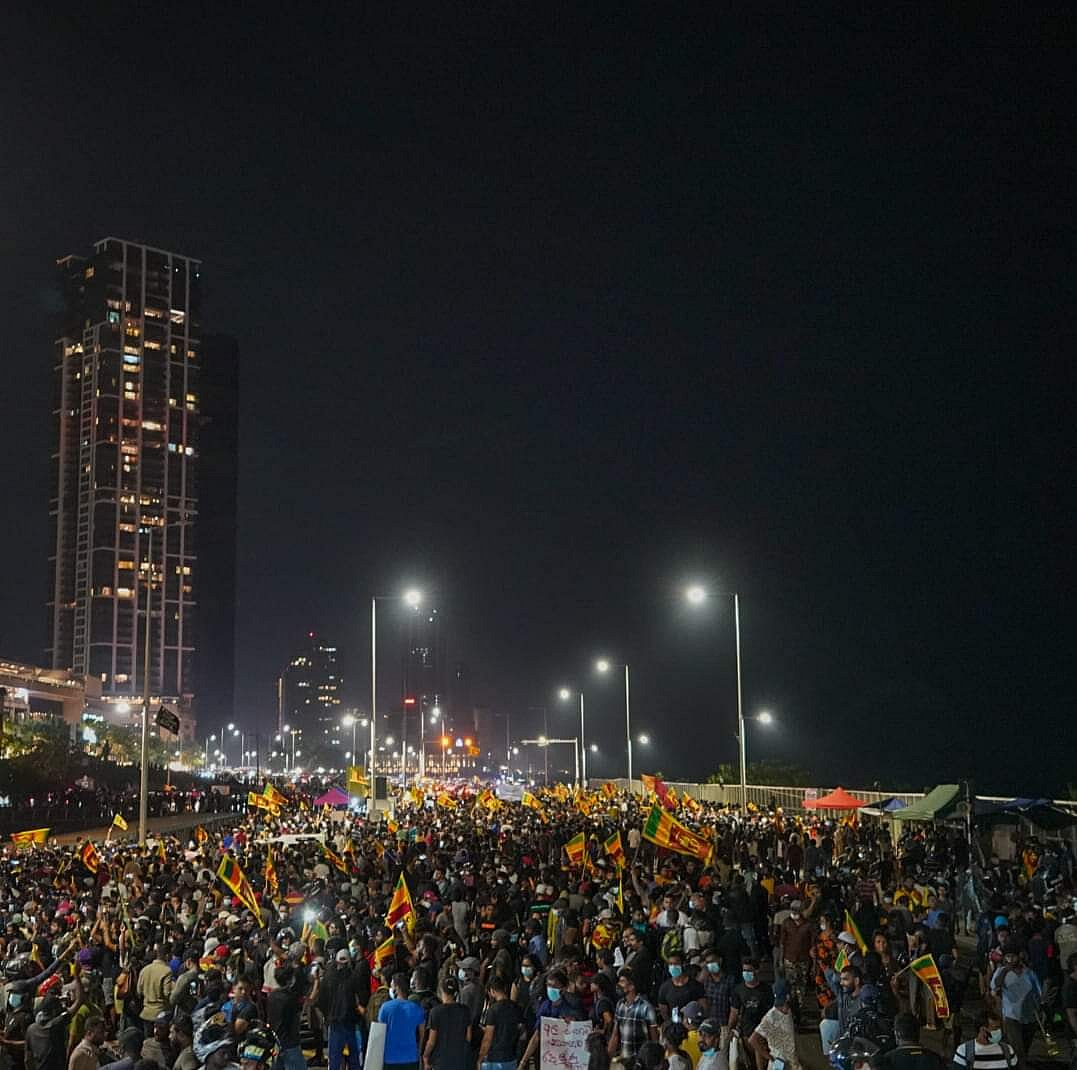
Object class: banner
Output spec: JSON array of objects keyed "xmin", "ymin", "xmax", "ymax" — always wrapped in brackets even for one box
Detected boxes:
[
  {"xmin": 539, "ymin": 1017, "xmax": 591, "ymax": 1070},
  {"xmin": 908, "ymin": 954, "xmax": 950, "ymax": 1019}
]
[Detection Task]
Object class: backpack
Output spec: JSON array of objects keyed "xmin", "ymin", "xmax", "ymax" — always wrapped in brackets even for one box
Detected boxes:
[
  {"xmin": 660, "ymin": 926, "xmax": 684, "ymax": 963},
  {"xmin": 959, "ymin": 1039, "xmax": 1016, "ymax": 1069}
]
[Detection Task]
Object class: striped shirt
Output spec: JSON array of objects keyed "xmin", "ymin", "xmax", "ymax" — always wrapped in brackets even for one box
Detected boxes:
[{"xmin": 951, "ymin": 1040, "xmax": 1017, "ymax": 1070}]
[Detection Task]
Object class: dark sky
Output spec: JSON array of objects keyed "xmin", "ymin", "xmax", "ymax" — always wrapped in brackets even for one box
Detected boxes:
[{"xmin": 2, "ymin": 10, "xmax": 1071, "ymax": 795}]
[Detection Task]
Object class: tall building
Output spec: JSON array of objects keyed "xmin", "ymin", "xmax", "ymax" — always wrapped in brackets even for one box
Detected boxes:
[
  {"xmin": 47, "ymin": 238, "xmax": 202, "ymax": 724},
  {"xmin": 195, "ymin": 334, "xmax": 239, "ymax": 726},
  {"xmin": 280, "ymin": 634, "xmax": 343, "ymax": 759}
]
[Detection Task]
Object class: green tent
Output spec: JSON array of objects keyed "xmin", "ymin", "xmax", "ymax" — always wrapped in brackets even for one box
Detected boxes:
[{"xmin": 896, "ymin": 784, "xmax": 962, "ymax": 822}]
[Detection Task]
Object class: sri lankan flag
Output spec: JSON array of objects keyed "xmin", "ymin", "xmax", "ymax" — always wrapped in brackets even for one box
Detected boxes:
[
  {"xmin": 682, "ymin": 793, "xmax": 702, "ymax": 815},
  {"xmin": 263, "ymin": 783, "xmax": 288, "ymax": 808},
  {"xmin": 522, "ymin": 791, "xmax": 545, "ymax": 816},
  {"xmin": 436, "ymin": 792, "xmax": 457, "ymax": 810},
  {"xmin": 408, "ymin": 785, "xmax": 425, "ymax": 808},
  {"xmin": 552, "ymin": 783, "xmax": 570, "ymax": 802},
  {"xmin": 602, "ymin": 781, "xmax": 617, "ymax": 799},
  {"xmin": 322, "ymin": 842, "xmax": 349, "ymax": 874},
  {"xmin": 604, "ymin": 831, "xmax": 626, "ymax": 869},
  {"xmin": 301, "ymin": 917, "xmax": 329, "ymax": 944},
  {"xmin": 217, "ymin": 854, "xmax": 263, "ymax": 924},
  {"xmin": 908, "ymin": 954, "xmax": 950, "ymax": 1018},
  {"xmin": 79, "ymin": 841, "xmax": 101, "ymax": 874},
  {"xmin": 640, "ymin": 773, "xmax": 660, "ymax": 796},
  {"xmin": 843, "ymin": 910, "xmax": 867, "ymax": 953},
  {"xmin": 111, "ymin": 814, "xmax": 128, "ymax": 831},
  {"xmin": 642, "ymin": 804, "xmax": 712, "ymax": 863},
  {"xmin": 575, "ymin": 792, "xmax": 593, "ymax": 816},
  {"xmin": 10, "ymin": 828, "xmax": 49, "ymax": 848},
  {"xmin": 385, "ymin": 872, "xmax": 415, "ymax": 933},
  {"xmin": 264, "ymin": 848, "xmax": 279, "ymax": 901},
  {"xmin": 195, "ymin": 825, "xmax": 208, "ymax": 846},
  {"xmin": 157, "ymin": 840, "xmax": 167, "ymax": 863},
  {"xmin": 834, "ymin": 944, "xmax": 850, "ymax": 973},
  {"xmin": 386, "ymin": 817, "xmax": 399, "ymax": 836},
  {"xmin": 373, "ymin": 934, "xmax": 396, "ymax": 972},
  {"xmin": 564, "ymin": 832, "xmax": 586, "ymax": 866}
]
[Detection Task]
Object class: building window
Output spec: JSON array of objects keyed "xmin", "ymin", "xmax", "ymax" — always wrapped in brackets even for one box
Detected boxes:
[
  {"xmin": 107, "ymin": 310, "xmax": 120, "ymax": 324},
  {"xmin": 170, "ymin": 309, "xmax": 186, "ymax": 324},
  {"xmin": 118, "ymin": 560, "xmax": 134, "ymax": 570},
  {"xmin": 84, "ymin": 265, "xmax": 95, "ymax": 279}
]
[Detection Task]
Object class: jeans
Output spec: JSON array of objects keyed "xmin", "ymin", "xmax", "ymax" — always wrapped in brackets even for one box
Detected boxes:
[
  {"xmin": 819, "ymin": 1019, "xmax": 840, "ymax": 1051},
  {"xmin": 275, "ymin": 1047, "xmax": 308, "ymax": 1070},
  {"xmin": 329, "ymin": 1023, "xmax": 363, "ymax": 1070},
  {"xmin": 481, "ymin": 1061, "xmax": 518, "ymax": 1070}
]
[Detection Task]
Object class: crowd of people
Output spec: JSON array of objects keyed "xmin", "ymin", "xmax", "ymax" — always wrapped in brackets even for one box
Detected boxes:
[{"xmin": 0, "ymin": 782, "xmax": 1074, "ymax": 1070}]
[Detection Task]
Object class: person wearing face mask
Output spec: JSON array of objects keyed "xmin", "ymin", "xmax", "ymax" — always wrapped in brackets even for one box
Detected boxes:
[
  {"xmin": 778, "ymin": 901, "xmax": 813, "ymax": 1028},
  {"xmin": 696, "ymin": 1017, "xmax": 727, "ymax": 1070},
  {"xmin": 729, "ymin": 960, "xmax": 772, "ymax": 1070},
  {"xmin": 455, "ymin": 957, "xmax": 483, "ymax": 1036},
  {"xmin": 658, "ymin": 953, "xmax": 704, "ymax": 1024},
  {"xmin": 519, "ymin": 969, "xmax": 581, "ymax": 1068},
  {"xmin": 379, "ymin": 972, "xmax": 426, "ymax": 1070},
  {"xmin": 951, "ymin": 1010, "xmax": 1016, "ymax": 1070},
  {"xmin": 699, "ymin": 952, "xmax": 735, "ymax": 1057}
]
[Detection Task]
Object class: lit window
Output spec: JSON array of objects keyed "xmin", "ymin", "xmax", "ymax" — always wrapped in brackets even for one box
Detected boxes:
[
  {"xmin": 185, "ymin": 393, "xmax": 197, "ymax": 403},
  {"xmin": 123, "ymin": 345, "xmax": 140, "ymax": 356},
  {"xmin": 168, "ymin": 442, "xmax": 177, "ymax": 452},
  {"xmin": 144, "ymin": 340, "xmax": 161, "ymax": 350},
  {"xmin": 99, "ymin": 586, "xmax": 112, "ymax": 597},
  {"xmin": 84, "ymin": 265, "xmax": 95, "ymax": 279},
  {"xmin": 184, "ymin": 445, "xmax": 195, "ymax": 456},
  {"xmin": 107, "ymin": 311, "xmax": 120, "ymax": 324},
  {"xmin": 116, "ymin": 587, "xmax": 133, "ymax": 598},
  {"xmin": 142, "ymin": 420, "xmax": 162, "ymax": 431},
  {"xmin": 123, "ymin": 354, "xmax": 140, "ymax": 366},
  {"xmin": 125, "ymin": 324, "xmax": 141, "ymax": 337},
  {"xmin": 114, "ymin": 673, "xmax": 129, "ymax": 683},
  {"xmin": 144, "ymin": 307, "xmax": 164, "ymax": 320},
  {"xmin": 170, "ymin": 309, "xmax": 186, "ymax": 324},
  {"xmin": 118, "ymin": 560, "xmax": 134, "ymax": 570}
]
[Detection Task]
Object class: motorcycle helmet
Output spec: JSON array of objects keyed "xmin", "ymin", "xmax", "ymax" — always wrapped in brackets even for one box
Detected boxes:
[{"xmin": 237, "ymin": 1024, "xmax": 279, "ymax": 1067}]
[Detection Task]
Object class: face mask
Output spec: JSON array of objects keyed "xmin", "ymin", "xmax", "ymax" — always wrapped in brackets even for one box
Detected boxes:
[
  {"xmin": 521, "ymin": 966, "xmax": 535, "ymax": 978},
  {"xmin": 547, "ymin": 987, "xmax": 561, "ymax": 1002},
  {"xmin": 701, "ymin": 1047, "xmax": 716, "ymax": 1056},
  {"xmin": 457, "ymin": 969, "xmax": 468, "ymax": 981},
  {"xmin": 989, "ymin": 1029, "xmax": 1002, "ymax": 1044},
  {"xmin": 8, "ymin": 993, "xmax": 23, "ymax": 1009},
  {"xmin": 669, "ymin": 965, "xmax": 683, "ymax": 978},
  {"xmin": 706, "ymin": 962, "xmax": 720, "ymax": 974},
  {"xmin": 632, "ymin": 923, "xmax": 647, "ymax": 934},
  {"xmin": 742, "ymin": 970, "xmax": 755, "ymax": 983}
]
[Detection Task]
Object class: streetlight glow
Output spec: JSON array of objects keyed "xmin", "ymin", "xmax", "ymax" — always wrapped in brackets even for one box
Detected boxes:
[
  {"xmin": 341, "ymin": 714, "xmax": 355, "ymax": 728},
  {"xmin": 638, "ymin": 733, "xmax": 650, "ymax": 745},
  {"xmin": 595, "ymin": 658, "xmax": 610, "ymax": 673},
  {"xmin": 589, "ymin": 743, "xmax": 598, "ymax": 753},
  {"xmin": 757, "ymin": 710, "xmax": 773, "ymax": 725},
  {"xmin": 558, "ymin": 687, "xmax": 571, "ymax": 701},
  {"xmin": 685, "ymin": 585, "xmax": 707, "ymax": 605},
  {"xmin": 404, "ymin": 588, "xmax": 422, "ymax": 607}
]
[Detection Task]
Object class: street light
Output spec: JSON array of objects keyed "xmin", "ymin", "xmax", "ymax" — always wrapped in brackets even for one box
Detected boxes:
[
  {"xmin": 523, "ymin": 736, "xmax": 580, "ymax": 786},
  {"xmin": 638, "ymin": 733, "xmax": 650, "ymax": 746},
  {"xmin": 685, "ymin": 583, "xmax": 746, "ymax": 809},
  {"xmin": 596, "ymin": 657, "xmax": 633, "ymax": 787},
  {"xmin": 558, "ymin": 687, "xmax": 587, "ymax": 786},
  {"xmin": 370, "ymin": 589, "xmax": 423, "ymax": 797},
  {"xmin": 757, "ymin": 710, "xmax": 773, "ymax": 726},
  {"xmin": 341, "ymin": 714, "xmax": 358, "ymax": 766}
]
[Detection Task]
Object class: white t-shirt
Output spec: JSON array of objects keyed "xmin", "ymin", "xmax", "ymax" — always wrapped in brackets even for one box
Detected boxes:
[{"xmin": 952, "ymin": 1040, "xmax": 1017, "ymax": 1070}]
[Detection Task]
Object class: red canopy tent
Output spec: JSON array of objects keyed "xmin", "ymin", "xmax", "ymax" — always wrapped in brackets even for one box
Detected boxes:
[{"xmin": 802, "ymin": 786, "xmax": 867, "ymax": 810}]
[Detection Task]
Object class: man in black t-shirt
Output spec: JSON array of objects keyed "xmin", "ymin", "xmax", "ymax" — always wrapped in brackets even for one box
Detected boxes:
[
  {"xmin": 728, "ymin": 961, "xmax": 772, "ymax": 1070},
  {"xmin": 478, "ymin": 977, "xmax": 524, "ymax": 1069},
  {"xmin": 267, "ymin": 963, "xmax": 305, "ymax": 1070},
  {"xmin": 873, "ymin": 1013, "xmax": 944, "ymax": 1070}
]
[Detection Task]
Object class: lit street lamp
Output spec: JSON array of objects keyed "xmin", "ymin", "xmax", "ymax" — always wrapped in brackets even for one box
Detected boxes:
[
  {"xmin": 370, "ymin": 589, "xmax": 422, "ymax": 797},
  {"xmin": 596, "ymin": 657, "xmax": 633, "ymax": 787},
  {"xmin": 558, "ymin": 687, "xmax": 587, "ymax": 786},
  {"xmin": 638, "ymin": 733, "xmax": 650, "ymax": 746},
  {"xmin": 685, "ymin": 583, "xmax": 747, "ymax": 809}
]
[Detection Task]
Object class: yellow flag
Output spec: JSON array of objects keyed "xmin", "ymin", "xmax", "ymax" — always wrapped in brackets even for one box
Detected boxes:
[{"xmin": 111, "ymin": 814, "xmax": 128, "ymax": 831}]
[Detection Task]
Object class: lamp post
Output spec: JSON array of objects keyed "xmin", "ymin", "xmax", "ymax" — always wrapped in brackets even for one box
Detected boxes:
[
  {"xmin": 370, "ymin": 589, "xmax": 422, "ymax": 801},
  {"xmin": 685, "ymin": 585, "xmax": 746, "ymax": 810},
  {"xmin": 523, "ymin": 736, "xmax": 580, "ymax": 787},
  {"xmin": 558, "ymin": 688, "xmax": 586, "ymax": 786},
  {"xmin": 596, "ymin": 659, "xmax": 633, "ymax": 788}
]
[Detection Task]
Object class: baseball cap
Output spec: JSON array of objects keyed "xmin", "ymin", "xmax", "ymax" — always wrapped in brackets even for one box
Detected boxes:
[{"xmin": 698, "ymin": 1018, "xmax": 720, "ymax": 1036}]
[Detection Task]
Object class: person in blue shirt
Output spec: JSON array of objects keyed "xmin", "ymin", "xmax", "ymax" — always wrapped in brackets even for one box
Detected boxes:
[
  {"xmin": 379, "ymin": 971, "xmax": 427, "ymax": 1070},
  {"xmin": 519, "ymin": 969, "xmax": 582, "ymax": 1068}
]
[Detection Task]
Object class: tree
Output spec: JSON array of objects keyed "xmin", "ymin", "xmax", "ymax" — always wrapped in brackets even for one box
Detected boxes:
[{"xmin": 706, "ymin": 759, "xmax": 815, "ymax": 787}]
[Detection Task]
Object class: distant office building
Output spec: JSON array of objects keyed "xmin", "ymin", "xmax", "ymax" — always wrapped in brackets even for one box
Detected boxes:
[
  {"xmin": 195, "ymin": 334, "xmax": 239, "ymax": 726},
  {"xmin": 402, "ymin": 604, "xmax": 442, "ymax": 713},
  {"xmin": 280, "ymin": 634, "xmax": 343, "ymax": 753},
  {"xmin": 48, "ymin": 238, "xmax": 206, "ymax": 723}
]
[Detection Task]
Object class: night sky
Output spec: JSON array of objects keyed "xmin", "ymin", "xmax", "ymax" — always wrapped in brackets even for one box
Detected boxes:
[{"xmin": 2, "ymin": 11, "xmax": 1070, "ymax": 794}]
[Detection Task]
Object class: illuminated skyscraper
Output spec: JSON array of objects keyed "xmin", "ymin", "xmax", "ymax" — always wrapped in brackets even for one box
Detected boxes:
[
  {"xmin": 280, "ymin": 634, "xmax": 343, "ymax": 753},
  {"xmin": 47, "ymin": 238, "xmax": 205, "ymax": 722}
]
